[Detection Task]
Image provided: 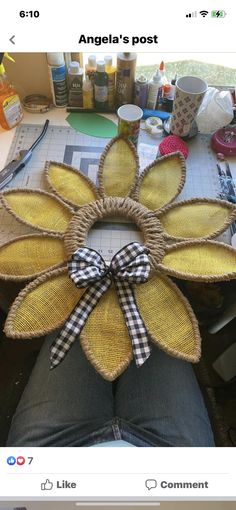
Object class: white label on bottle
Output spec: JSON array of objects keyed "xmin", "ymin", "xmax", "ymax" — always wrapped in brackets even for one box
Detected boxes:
[
  {"xmin": 3, "ymin": 95, "xmax": 23, "ymax": 128},
  {"xmin": 94, "ymin": 85, "xmax": 108, "ymax": 103}
]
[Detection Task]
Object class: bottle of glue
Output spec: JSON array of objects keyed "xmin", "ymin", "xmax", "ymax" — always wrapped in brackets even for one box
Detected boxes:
[
  {"xmin": 146, "ymin": 69, "xmax": 163, "ymax": 110},
  {"xmin": 0, "ymin": 53, "xmax": 23, "ymax": 130}
]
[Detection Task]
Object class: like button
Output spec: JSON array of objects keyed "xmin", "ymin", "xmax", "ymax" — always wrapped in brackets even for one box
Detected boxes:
[{"xmin": 41, "ymin": 479, "xmax": 53, "ymax": 491}]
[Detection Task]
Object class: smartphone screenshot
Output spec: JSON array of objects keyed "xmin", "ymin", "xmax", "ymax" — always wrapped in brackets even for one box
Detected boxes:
[{"xmin": 0, "ymin": 0, "xmax": 236, "ymax": 506}]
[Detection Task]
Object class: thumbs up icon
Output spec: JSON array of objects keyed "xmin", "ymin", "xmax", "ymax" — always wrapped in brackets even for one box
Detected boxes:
[{"xmin": 41, "ymin": 479, "xmax": 53, "ymax": 491}]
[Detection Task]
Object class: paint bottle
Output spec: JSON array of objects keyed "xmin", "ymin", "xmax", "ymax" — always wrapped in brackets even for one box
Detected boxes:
[
  {"xmin": 47, "ymin": 52, "xmax": 68, "ymax": 107},
  {"xmin": 159, "ymin": 84, "xmax": 172, "ymax": 112},
  {"xmin": 104, "ymin": 55, "xmax": 116, "ymax": 108},
  {"xmin": 146, "ymin": 70, "xmax": 163, "ymax": 110},
  {"xmin": 68, "ymin": 61, "xmax": 83, "ymax": 107},
  {"xmin": 134, "ymin": 75, "xmax": 148, "ymax": 108},
  {"xmin": 159, "ymin": 61, "xmax": 168, "ymax": 85},
  {"xmin": 64, "ymin": 52, "xmax": 72, "ymax": 71},
  {"xmin": 85, "ymin": 55, "xmax": 97, "ymax": 84},
  {"xmin": 116, "ymin": 52, "xmax": 137, "ymax": 107},
  {"xmin": 94, "ymin": 61, "xmax": 108, "ymax": 110},
  {"xmin": 0, "ymin": 53, "xmax": 23, "ymax": 130},
  {"xmin": 159, "ymin": 75, "xmax": 176, "ymax": 112},
  {"xmin": 71, "ymin": 53, "xmax": 83, "ymax": 68},
  {"xmin": 83, "ymin": 76, "xmax": 94, "ymax": 109}
]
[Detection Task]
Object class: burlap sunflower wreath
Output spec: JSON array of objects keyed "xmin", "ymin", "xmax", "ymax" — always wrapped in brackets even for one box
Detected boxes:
[{"xmin": 0, "ymin": 136, "xmax": 236, "ymax": 380}]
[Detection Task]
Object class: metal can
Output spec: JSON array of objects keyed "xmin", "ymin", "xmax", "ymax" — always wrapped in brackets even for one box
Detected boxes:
[{"xmin": 117, "ymin": 104, "xmax": 143, "ymax": 146}]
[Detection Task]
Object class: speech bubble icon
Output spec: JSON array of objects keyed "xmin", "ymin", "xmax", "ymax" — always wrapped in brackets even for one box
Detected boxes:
[{"xmin": 145, "ymin": 479, "xmax": 157, "ymax": 490}]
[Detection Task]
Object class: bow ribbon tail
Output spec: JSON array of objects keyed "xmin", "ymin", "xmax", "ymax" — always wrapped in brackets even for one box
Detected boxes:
[
  {"xmin": 50, "ymin": 277, "xmax": 111, "ymax": 369},
  {"xmin": 114, "ymin": 280, "xmax": 151, "ymax": 367}
]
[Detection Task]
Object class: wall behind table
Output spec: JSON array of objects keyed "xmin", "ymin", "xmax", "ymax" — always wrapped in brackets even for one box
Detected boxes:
[{"xmin": 4, "ymin": 53, "xmax": 51, "ymax": 100}]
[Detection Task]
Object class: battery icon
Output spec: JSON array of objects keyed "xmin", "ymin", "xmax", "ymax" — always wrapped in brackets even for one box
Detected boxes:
[{"xmin": 211, "ymin": 10, "xmax": 226, "ymax": 17}]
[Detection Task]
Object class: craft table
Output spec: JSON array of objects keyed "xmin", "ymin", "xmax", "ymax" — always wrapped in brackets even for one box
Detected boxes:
[{"xmin": 0, "ymin": 109, "xmax": 236, "ymax": 332}]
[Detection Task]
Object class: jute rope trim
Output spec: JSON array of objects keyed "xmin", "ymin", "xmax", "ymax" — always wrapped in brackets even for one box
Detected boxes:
[
  {"xmin": 44, "ymin": 160, "xmax": 102, "ymax": 209},
  {"xmin": 157, "ymin": 239, "xmax": 236, "ymax": 282},
  {"xmin": 0, "ymin": 232, "xmax": 66, "ymax": 282},
  {"xmin": 0, "ymin": 188, "xmax": 74, "ymax": 235},
  {"xmin": 64, "ymin": 196, "xmax": 166, "ymax": 269},
  {"xmin": 135, "ymin": 270, "xmax": 201, "ymax": 364},
  {"xmin": 157, "ymin": 197, "xmax": 236, "ymax": 242},
  {"xmin": 131, "ymin": 151, "xmax": 186, "ymax": 212},
  {"xmin": 80, "ymin": 331, "xmax": 133, "ymax": 382},
  {"xmin": 4, "ymin": 266, "xmax": 73, "ymax": 339},
  {"xmin": 98, "ymin": 136, "xmax": 140, "ymax": 198}
]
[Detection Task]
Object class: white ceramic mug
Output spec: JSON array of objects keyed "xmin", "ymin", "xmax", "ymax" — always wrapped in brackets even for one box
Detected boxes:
[{"xmin": 170, "ymin": 76, "xmax": 208, "ymax": 137}]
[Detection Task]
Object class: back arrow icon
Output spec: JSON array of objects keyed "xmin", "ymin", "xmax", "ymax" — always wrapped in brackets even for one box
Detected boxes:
[{"xmin": 10, "ymin": 35, "xmax": 15, "ymax": 44}]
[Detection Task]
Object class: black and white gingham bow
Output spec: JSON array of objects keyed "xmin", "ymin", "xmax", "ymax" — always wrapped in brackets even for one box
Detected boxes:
[{"xmin": 50, "ymin": 242, "xmax": 151, "ymax": 369}]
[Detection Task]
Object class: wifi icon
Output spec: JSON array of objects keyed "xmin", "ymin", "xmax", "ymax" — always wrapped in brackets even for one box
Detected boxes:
[{"xmin": 199, "ymin": 10, "xmax": 209, "ymax": 17}]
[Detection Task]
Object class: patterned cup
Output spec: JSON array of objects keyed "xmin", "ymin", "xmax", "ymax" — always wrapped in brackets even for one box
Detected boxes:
[{"xmin": 170, "ymin": 76, "xmax": 208, "ymax": 137}]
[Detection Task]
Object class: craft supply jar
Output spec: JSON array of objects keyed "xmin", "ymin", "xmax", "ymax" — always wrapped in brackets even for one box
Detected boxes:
[{"xmin": 117, "ymin": 104, "xmax": 143, "ymax": 146}]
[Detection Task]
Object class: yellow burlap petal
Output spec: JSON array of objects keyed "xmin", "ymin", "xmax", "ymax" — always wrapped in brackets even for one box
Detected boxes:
[
  {"xmin": 158, "ymin": 199, "xmax": 236, "ymax": 240},
  {"xmin": 135, "ymin": 272, "xmax": 201, "ymax": 362},
  {"xmin": 4, "ymin": 268, "xmax": 84, "ymax": 338},
  {"xmin": 159, "ymin": 241, "xmax": 236, "ymax": 281},
  {"xmin": 1, "ymin": 190, "xmax": 73, "ymax": 233},
  {"xmin": 0, "ymin": 234, "xmax": 67, "ymax": 280},
  {"xmin": 136, "ymin": 152, "xmax": 185, "ymax": 211},
  {"xmin": 81, "ymin": 287, "xmax": 132, "ymax": 381},
  {"xmin": 98, "ymin": 137, "xmax": 139, "ymax": 197},
  {"xmin": 45, "ymin": 161, "xmax": 99, "ymax": 207}
]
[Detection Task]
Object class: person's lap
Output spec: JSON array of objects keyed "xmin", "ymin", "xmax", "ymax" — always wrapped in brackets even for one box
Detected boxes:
[{"xmin": 7, "ymin": 331, "xmax": 215, "ymax": 447}]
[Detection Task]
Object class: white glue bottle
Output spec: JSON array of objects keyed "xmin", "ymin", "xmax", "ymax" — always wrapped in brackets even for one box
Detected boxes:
[
  {"xmin": 47, "ymin": 52, "xmax": 68, "ymax": 107},
  {"xmin": 146, "ymin": 70, "xmax": 163, "ymax": 110}
]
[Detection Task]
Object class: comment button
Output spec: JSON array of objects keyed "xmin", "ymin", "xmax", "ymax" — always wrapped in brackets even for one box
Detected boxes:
[{"xmin": 145, "ymin": 479, "xmax": 157, "ymax": 490}]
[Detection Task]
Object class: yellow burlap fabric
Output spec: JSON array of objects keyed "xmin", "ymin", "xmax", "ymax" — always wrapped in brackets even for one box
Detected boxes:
[
  {"xmin": 98, "ymin": 137, "xmax": 139, "ymax": 197},
  {"xmin": 46, "ymin": 162, "xmax": 99, "ymax": 207},
  {"xmin": 4, "ymin": 268, "xmax": 84, "ymax": 338},
  {"xmin": 0, "ymin": 234, "xmax": 66, "ymax": 280},
  {"xmin": 159, "ymin": 199, "xmax": 236, "ymax": 240},
  {"xmin": 135, "ymin": 273, "xmax": 200, "ymax": 361},
  {"xmin": 133, "ymin": 153, "xmax": 186, "ymax": 211},
  {"xmin": 160, "ymin": 241, "xmax": 236, "ymax": 281},
  {"xmin": 1, "ymin": 190, "xmax": 73, "ymax": 233},
  {"xmin": 81, "ymin": 287, "xmax": 132, "ymax": 381}
]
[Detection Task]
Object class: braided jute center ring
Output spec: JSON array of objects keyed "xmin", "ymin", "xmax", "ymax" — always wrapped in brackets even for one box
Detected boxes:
[{"xmin": 64, "ymin": 196, "xmax": 165, "ymax": 268}]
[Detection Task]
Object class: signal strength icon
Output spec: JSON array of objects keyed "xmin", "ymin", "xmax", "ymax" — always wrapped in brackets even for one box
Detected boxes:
[
  {"xmin": 199, "ymin": 10, "xmax": 209, "ymax": 17},
  {"xmin": 186, "ymin": 11, "xmax": 197, "ymax": 18}
]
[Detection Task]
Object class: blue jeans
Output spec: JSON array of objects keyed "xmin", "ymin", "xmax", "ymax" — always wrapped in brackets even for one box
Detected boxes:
[{"xmin": 7, "ymin": 331, "xmax": 215, "ymax": 447}]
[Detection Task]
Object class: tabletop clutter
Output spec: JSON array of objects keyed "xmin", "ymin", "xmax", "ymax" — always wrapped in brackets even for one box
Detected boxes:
[
  {"xmin": 1, "ymin": 51, "xmax": 236, "ymax": 210},
  {"xmin": 0, "ymin": 51, "xmax": 236, "ymax": 149},
  {"xmin": 0, "ymin": 51, "xmax": 235, "ymax": 138}
]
